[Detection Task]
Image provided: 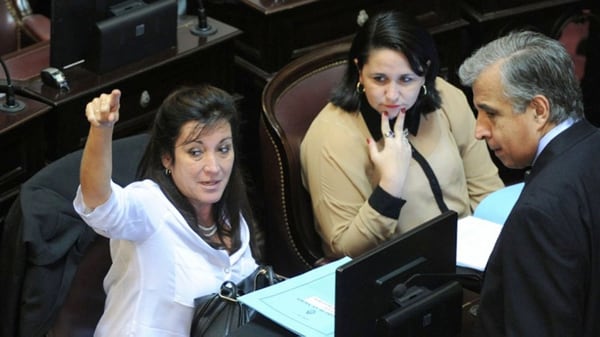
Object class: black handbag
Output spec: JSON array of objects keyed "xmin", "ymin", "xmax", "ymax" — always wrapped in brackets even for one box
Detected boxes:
[{"xmin": 190, "ymin": 265, "xmax": 284, "ymax": 337}]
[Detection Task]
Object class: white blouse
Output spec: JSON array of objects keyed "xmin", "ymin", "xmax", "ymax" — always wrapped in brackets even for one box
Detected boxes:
[{"xmin": 73, "ymin": 179, "xmax": 257, "ymax": 337}]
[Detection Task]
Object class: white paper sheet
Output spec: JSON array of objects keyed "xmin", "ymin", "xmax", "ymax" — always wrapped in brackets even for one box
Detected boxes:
[{"xmin": 456, "ymin": 215, "xmax": 503, "ymax": 271}]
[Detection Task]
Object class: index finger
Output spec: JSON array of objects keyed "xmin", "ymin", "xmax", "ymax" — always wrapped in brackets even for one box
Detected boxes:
[
  {"xmin": 107, "ymin": 89, "xmax": 121, "ymax": 113},
  {"xmin": 380, "ymin": 111, "xmax": 392, "ymax": 137},
  {"xmin": 393, "ymin": 109, "xmax": 407, "ymax": 135}
]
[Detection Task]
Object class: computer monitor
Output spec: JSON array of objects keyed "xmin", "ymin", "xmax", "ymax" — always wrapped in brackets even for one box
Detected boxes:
[
  {"xmin": 335, "ymin": 210, "xmax": 459, "ymax": 337},
  {"xmin": 50, "ymin": 0, "xmax": 176, "ymax": 72},
  {"xmin": 50, "ymin": 0, "xmax": 97, "ymax": 69}
]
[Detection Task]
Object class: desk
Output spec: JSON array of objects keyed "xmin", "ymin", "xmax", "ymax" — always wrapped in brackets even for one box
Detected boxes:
[
  {"xmin": 2, "ymin": 16, "xmax": 241, "ymax": 161},
  {"xmin": 204, "ymin": 0, "xmax": 464, "ymax": 74},
  {"xmin": 460, "ymin": 0, "xmax": 582, "ymax": 45},
  {"xmin": 0, "ymin": 95, "xmax": 51, "ymax": 223}
]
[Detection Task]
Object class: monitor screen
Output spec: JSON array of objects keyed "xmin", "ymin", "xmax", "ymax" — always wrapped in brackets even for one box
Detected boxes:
[
  {"xmin": 50, "ymin": 0, "xmax": 98, "ymax": 69},
  {"xmin": 335, "ymin": 210, "xmax": 458, "ymax": 337},
  {"xmin": 50, "ymin": 0, "xmax": 176, "ymax": 71}
]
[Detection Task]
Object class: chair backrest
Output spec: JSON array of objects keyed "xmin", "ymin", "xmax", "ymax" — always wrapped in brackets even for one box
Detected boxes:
[
  {"xmin": 47, "ymin": 134, "xmax": 149, "ymax": 337},
  {"xmin": 259, "ymin": 41, "xmax": 350, "ymax": 276},
  {"xmin": 0, "ymin": 0, "xmax": 19, "ymax": 55},
  {"xmin": 0, "ymin": 0, "xmax": 49, "ymax": 55}
]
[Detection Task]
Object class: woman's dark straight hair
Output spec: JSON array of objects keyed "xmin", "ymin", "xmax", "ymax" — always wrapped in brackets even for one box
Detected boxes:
[
  {"xmin": 136, "ymin": 85, "xmax": 262, "ymax": 259},
  {"xmin": 331, "ymin": 10, "xmax": 442, "ymax": 115}
]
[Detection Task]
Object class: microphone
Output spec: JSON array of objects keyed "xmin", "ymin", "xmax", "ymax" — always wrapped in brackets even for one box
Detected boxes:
[
  {"xmin": 392, "ymin": 282, "xmax": 432, "ymax": 308},
  {"xmin": 391, "ymin": 271, "xmax": 483, "ymax": 306},
  {"xmin": 190, "ymin": 0, "xmax": 217, "ymax": 37},
  {"xmin": 0, "ymin": 57, "xmax": 26, "ymax": 113}
]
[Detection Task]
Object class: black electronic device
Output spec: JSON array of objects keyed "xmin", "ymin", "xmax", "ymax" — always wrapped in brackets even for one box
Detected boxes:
[
  {"xmin": 49, "ymin": 0, "xmax": 96, "ymax": 69},
  {"xmin": 335, "ymin": 211, "xmax": 460, "ymax": 337},
  {"xmin": 40, "ymin": 67, "xmax": 70, "ymax": 91},
  {"xmin": 0, "ymin": 56, "xmax": 25, "ymax": 113},
  {"xmin": 89, "ymin": 0, "xmax": 177, "ymax": 73},
  {"xmin": 50, "ymin": 0, "xmax": 177, "ymax": 73},
  {"xmin": 190, "ymin": 0, "xmax": 217, "ymax": 36},
  {"xmin": 376, "ymin": 280, "xmax": 463, "ymax": 336}
]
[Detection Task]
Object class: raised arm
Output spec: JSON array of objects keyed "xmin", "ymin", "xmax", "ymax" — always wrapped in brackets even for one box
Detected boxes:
[{"xmin": 80, "ymin": 89, "xmax": 121, "ymax": 209}]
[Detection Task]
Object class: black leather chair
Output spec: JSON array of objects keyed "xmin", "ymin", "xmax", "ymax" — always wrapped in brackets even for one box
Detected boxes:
[
  {"xmin": 259, "ymin": 42, "xmax": 350, "ymax": 276},
  {"xmin": 0, "ymin": 133, "xmax": 149, "ymax": 337}
]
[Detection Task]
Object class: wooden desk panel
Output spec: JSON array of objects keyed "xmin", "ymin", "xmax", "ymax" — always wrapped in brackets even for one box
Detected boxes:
[
  {"xmin": 204, "ymin": 0, "xmax": 463, "ymax": 73},
  {"xmin": 461, "ymin": 0, "xmax": 583, "ymax": 41},
  {"xmin": 0, "ymin": 96, "xmax": 51, "ymax": 223},
  {"xmin": 461, "ymin": 0, "xmax": 579, "ymax": 16}
]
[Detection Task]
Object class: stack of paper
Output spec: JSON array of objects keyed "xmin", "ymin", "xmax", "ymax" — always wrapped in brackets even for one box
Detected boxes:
[{"xmin": 456, "ymin": 215, "xmax": 503, "ymax": 271}]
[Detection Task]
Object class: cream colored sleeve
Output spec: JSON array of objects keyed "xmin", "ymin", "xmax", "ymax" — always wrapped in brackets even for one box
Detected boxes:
[{"xmin": 300, "ymin": 109, "xmax": 399, "ymax": 258}]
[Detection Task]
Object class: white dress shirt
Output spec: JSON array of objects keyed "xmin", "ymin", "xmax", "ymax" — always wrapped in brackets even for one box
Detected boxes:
[
  {"xmin": 73, "ymin": 179, "xmax": 257, "ymax": 337},
  {"xmin": 534, "ymin": 117, "xmax": 578, "ymax": 164}
]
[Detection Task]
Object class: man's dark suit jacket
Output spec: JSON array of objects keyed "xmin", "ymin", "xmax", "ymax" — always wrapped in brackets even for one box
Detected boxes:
[{"xmin": 476, "ymin": 119, "xmax": 600, "ymax": 336}]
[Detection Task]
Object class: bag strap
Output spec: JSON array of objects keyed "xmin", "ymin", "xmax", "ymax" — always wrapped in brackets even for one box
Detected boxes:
[
  {"xmin": 410, "ymin": 142, "xmax": 449, "ymax": 213},
  {"xmin": 219, "ymin": 281, "xmax": 239, "ymax": 302}
]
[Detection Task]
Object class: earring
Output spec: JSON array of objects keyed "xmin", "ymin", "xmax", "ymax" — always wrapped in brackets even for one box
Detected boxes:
[
  {"xmin": 356, "ymin": 81, "xmax": 365, "ymax": 93},
  {"xmin": 422, "ymin": 85, "xmax": 428, "ymax": 96},
  {"xmin": 164, "ymin": 168, "xmax": 171, "ymax": 176}
]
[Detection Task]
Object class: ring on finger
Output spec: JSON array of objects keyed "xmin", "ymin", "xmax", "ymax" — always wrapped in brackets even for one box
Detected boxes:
[
  {"xmin": 401, "ymin": 130, "xmax": 410, "ymax": 144},
  {"xmin": 384, "ymin": 130, "xmax": 395, "ymax": 138}
]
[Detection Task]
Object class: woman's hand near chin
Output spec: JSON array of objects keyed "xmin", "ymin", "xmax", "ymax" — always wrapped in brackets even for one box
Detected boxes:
[{"xmin": 367, "ymin": 110, "xmax": 411, "ymax": 198}]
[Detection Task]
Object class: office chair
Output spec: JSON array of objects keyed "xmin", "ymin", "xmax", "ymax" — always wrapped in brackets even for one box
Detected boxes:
[
  {"xmin": 259, "ymin": 41, "xmax": 350, "ymax": 277},
  {"xmin": 0, "ymin": 133, "xmax": 149, "ymax": 337},
  {"xmin": 0, "ymin": 0, "xmax": 49, "ymax": 55}
]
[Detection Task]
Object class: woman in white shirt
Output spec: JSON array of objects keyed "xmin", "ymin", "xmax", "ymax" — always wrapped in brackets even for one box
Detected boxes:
[{"xmin": 73, "ymin": 85, "xmax": 260, "ymax": 337}]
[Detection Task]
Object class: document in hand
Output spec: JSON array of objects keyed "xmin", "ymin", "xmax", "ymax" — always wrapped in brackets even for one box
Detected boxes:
[
  {"xmin": 238, "ymin": 257, "xmax": 352, "ymax": 337},
  {"xmin": 456, "ymin": 215, "xmax": 503, "ymax": 271}
]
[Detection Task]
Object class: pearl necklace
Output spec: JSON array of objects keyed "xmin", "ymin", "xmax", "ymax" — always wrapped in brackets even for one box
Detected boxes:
[{"xmin": 198, "ymin": 223, "xmax": 217, "ymax": 237}]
